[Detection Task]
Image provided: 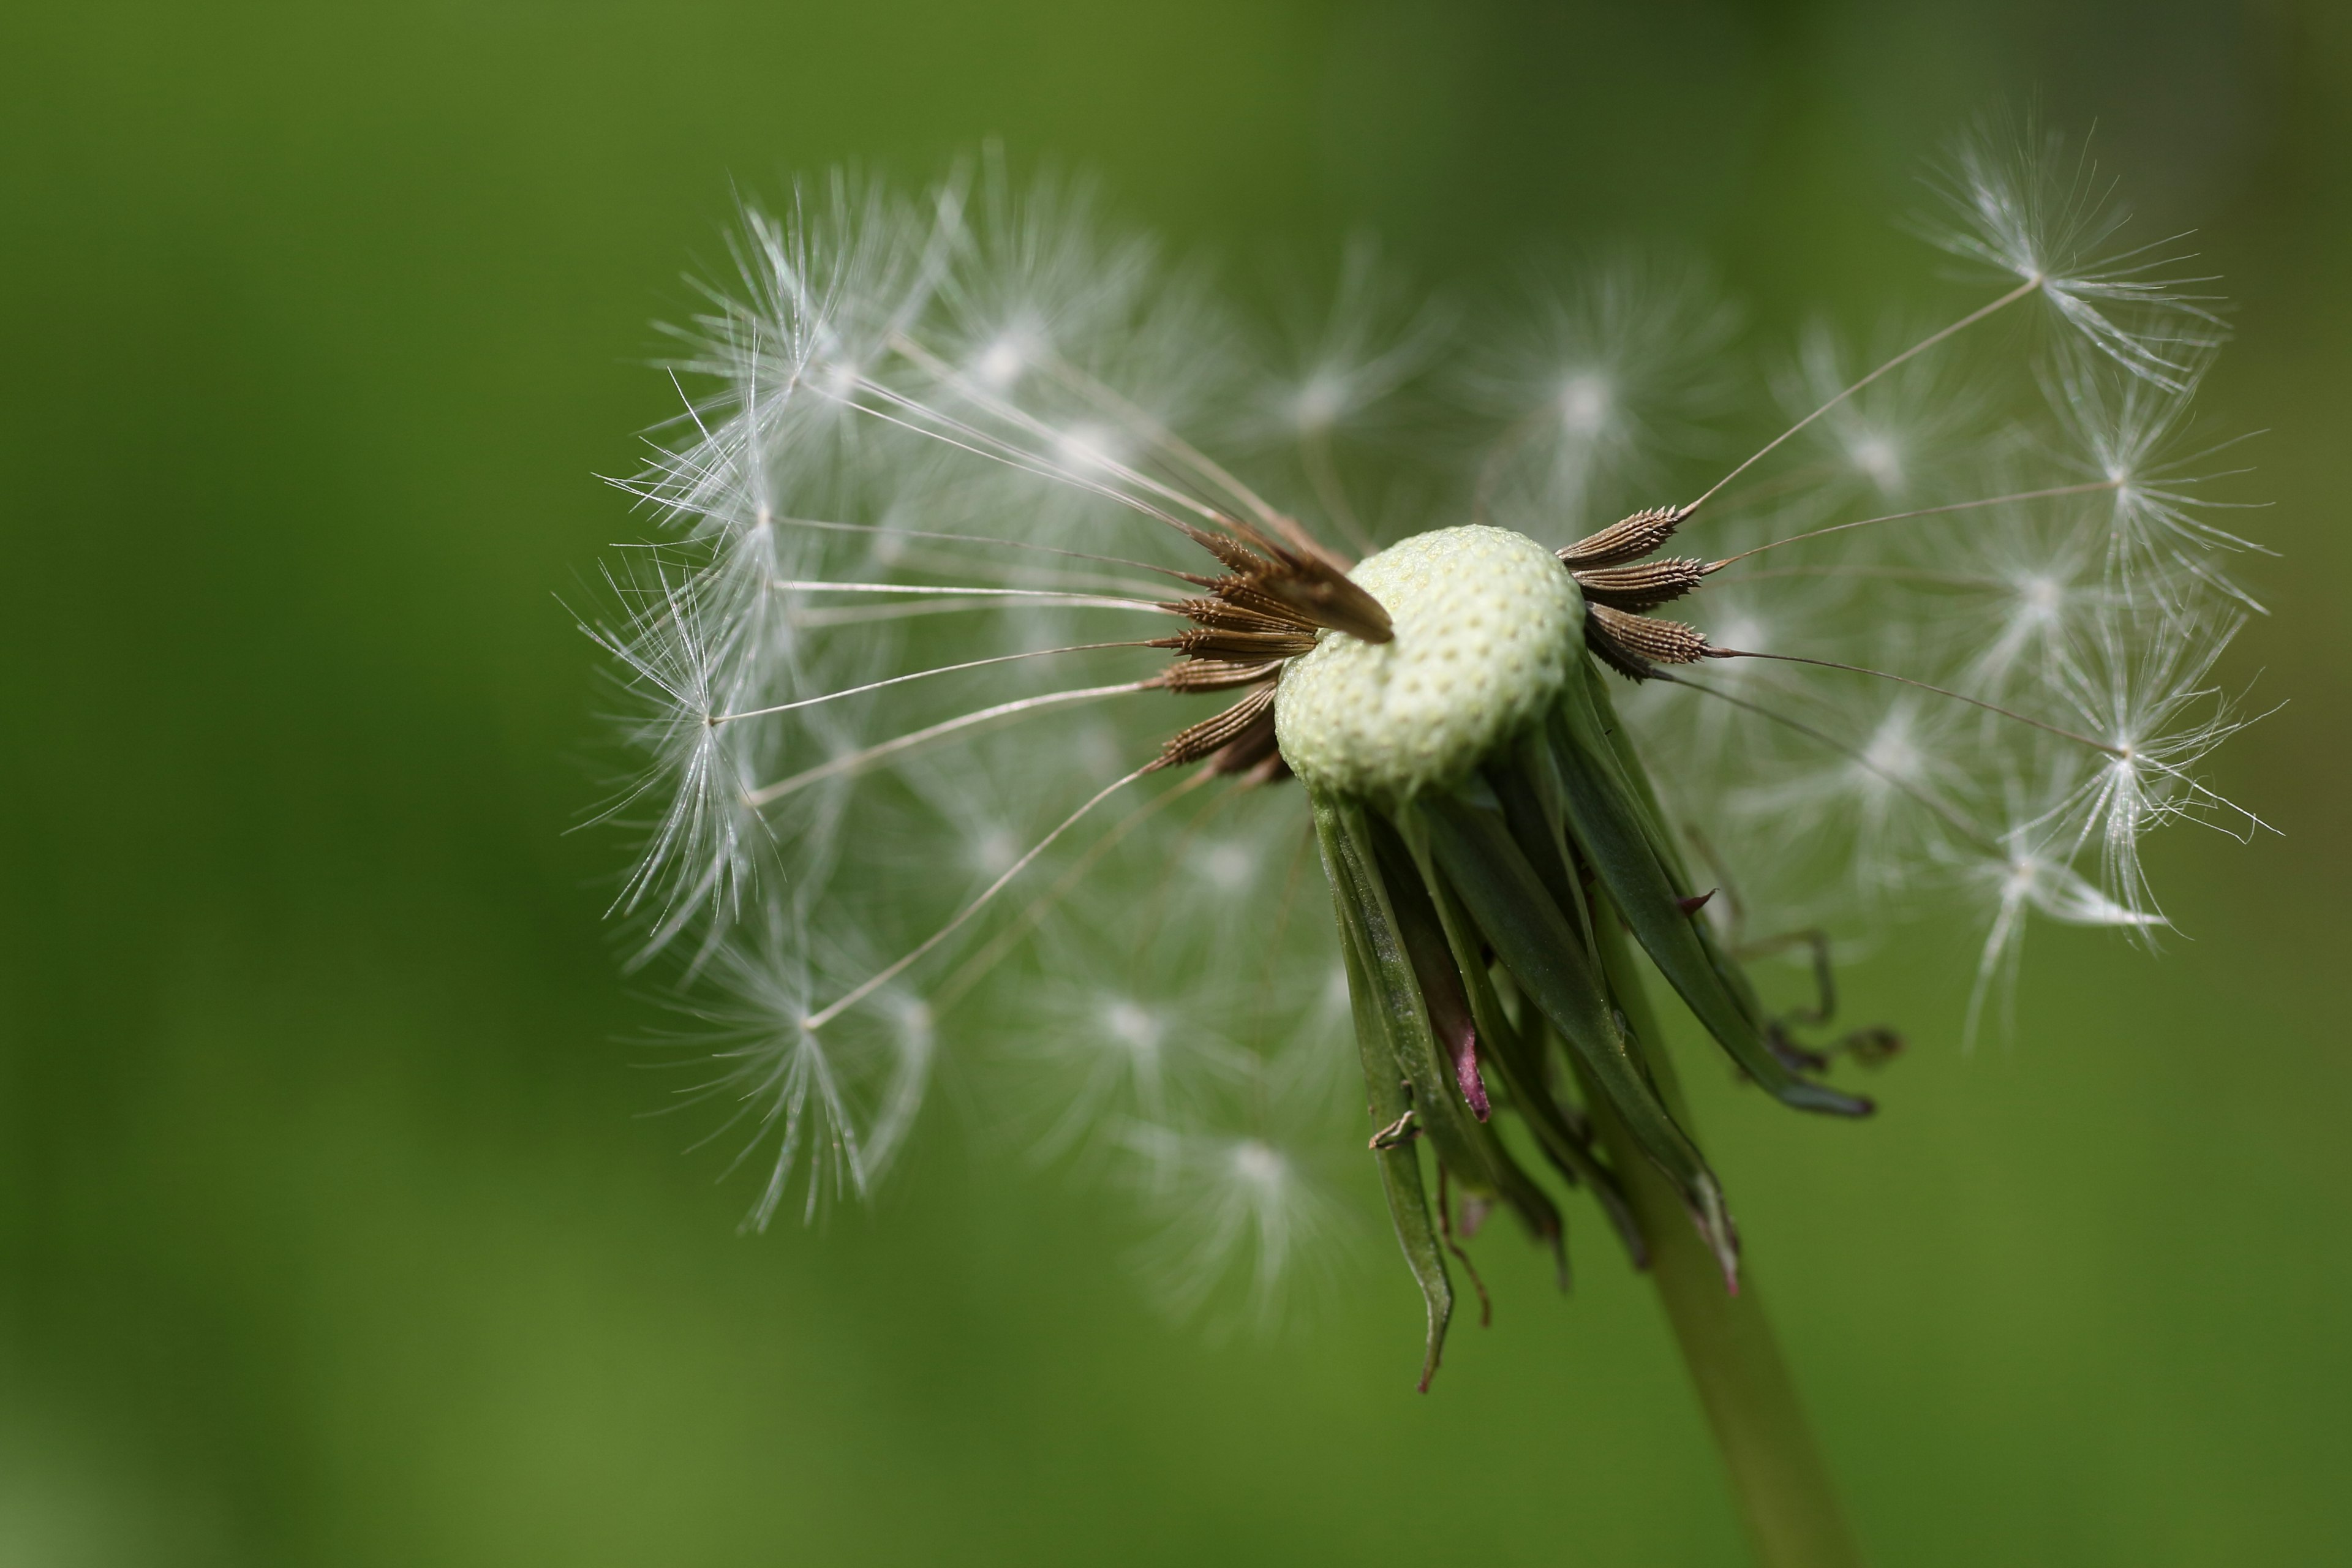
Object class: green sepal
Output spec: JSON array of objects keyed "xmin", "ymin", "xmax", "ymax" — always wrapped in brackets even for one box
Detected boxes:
[
  {"xmin": 1310, "ymin": 786, "xmax": 1453, "ymax": 1390},
  {"xmin": 1551, "ymin": 666, "xmax": 1872, "ymax": 1118},
  {"xmin": 1485, "ymin": 734, "xmax": 1585, "ymax": 930},
  {"xmin": 1404, "ymin": 827, "xmax": 1649, "ymax": 1271},
  {"xmin": 1572, "ymin": 663, "xmax": 1795, "ymax": 1042},
  {"xmin": 1369, "ymin": 811, "xmax": 1569, "ymax": 1280},
  {"xmin": 1417, "ymin": 790, "xmax": 1738, "ymax": 1280},
  {"xmin": 1327, "ymin": 799, "xmax": 1563, "ymax": 1256}
]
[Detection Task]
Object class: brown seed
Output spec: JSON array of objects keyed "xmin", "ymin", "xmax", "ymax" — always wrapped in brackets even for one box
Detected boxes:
[
  {"xmin": 1586, "ymin": 603, "xmax": 1711, "ymax": 679},
  {"xmin": 1572, "ymin": 556, "xmax": 1708, "ymax": 611},
  {"xmin": 1559, "ymin": 505, "xmax": 1689, "ymax": 568},
  {"xmin": 1153, "ymin": 658, "xmax": 1287, "ymax": 693},
  {"xmin": 1150, "ymin": 627, "xmax": 1320, "ymax": 660},
  {"xmin": 1205, "ymin": 699, "xmax": 1285, "ymax": 776},
  {"xmin": 1153, "ymin": 683, "xmax": 1279, "ymax": 769},
  {"xmin": 1158, "ymin": 596, "xmax": 1303, "ymax": 635}
]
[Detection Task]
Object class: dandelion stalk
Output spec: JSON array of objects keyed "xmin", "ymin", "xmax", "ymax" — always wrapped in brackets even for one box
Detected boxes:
[{"xmin": 1586, "ymin": 910, "xmax": 1863, "ymax": 1568}]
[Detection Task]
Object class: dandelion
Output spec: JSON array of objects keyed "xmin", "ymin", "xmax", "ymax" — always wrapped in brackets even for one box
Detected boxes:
[{"xmin": 579, "ymin": 127, "xmax": 2269, "ymax": 1567}]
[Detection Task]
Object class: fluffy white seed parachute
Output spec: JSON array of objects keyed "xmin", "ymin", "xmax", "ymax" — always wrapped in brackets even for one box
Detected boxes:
[{"xmin": 583, "ymin": 130, "xmax": 2266, "ymax": 1318}]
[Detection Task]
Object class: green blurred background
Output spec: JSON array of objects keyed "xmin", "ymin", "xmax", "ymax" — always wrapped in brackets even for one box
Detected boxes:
[{"xmin": 2, "ymin": 2, "xmax": 2345, "ymax": 1563}]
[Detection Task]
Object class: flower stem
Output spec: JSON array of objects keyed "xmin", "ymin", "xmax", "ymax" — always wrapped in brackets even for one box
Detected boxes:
[{"xmin": 1588, "ymin": 914, "xmax": 1866, "ymax": 1568}]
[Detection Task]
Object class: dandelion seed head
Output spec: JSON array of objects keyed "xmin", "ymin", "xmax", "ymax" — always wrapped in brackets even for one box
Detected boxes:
[{"xmin": 581, "ymin": 137, "xmax": 2269, "ymax": 1318}]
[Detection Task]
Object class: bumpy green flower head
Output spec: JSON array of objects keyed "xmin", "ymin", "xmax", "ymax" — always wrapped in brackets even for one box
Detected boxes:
[{"xmin": 1275, "ymin": 526, "xmax": 1585, "ymax": 799}]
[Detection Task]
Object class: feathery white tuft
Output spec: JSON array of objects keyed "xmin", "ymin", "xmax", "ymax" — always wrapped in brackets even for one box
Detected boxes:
[{"xmin": 1917, "ymin": 116, "xmax": 2225, "ymax": 390}]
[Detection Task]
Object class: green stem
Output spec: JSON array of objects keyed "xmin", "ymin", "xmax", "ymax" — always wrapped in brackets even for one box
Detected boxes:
[{"xmin": 1588, "ymin": 914, "xmax": 1865, "ymax": 1568}]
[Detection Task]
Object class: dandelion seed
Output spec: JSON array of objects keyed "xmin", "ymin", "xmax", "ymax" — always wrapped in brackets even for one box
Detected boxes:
[
  {"xmin": 1915, "ymin": 114, "xmax": 2226, "ymax": 390},
  {"xmin": 669, "ymin": 900, "xmax": 934, "ymax": 1229},
  {"xmin": 1775, "ymin": 320, "xmax": 1989, "ymax": 507},
  {"xmin": 2047, "ymin": 344, "xmax": 2269, "ymax": 610},
  {"xmin": 1463, "ymin": 249, "xmax": 1739, "ymax": 525},
  {"xmin": 579, "ymin": 562, "xmax": 769, "ymax": 963},
  {"xmin": 1125, "ymin": 1125, "xmax": 1346, "ymax": 1336},
  {"xmin": 1958, "ymin": 816, "xmax": 2162, "ymax": 1051}
]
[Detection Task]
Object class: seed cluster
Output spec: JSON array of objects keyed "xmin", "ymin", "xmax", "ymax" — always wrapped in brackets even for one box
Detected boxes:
[
  {"xmin": 1142, "ymin": 521, "xmax": 1392, "ymax": 775},
  {"xmin": 1558, "ymin": 503, "xmax": 1718, "ymax": 679}
]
